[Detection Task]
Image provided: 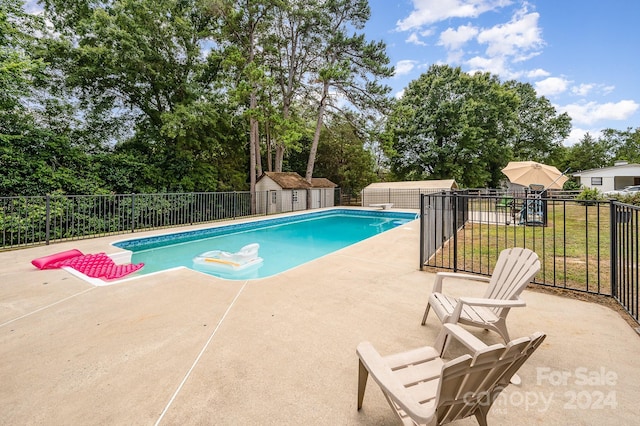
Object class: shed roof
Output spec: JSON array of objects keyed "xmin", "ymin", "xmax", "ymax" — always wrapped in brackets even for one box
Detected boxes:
[
  {"xmin": 364, "ymin": 180, "xmax": 458, "ymax": 190},
  {"xmin": 310, "ymin": 177, "xmax": 337, "ymax": 188},
  {"xmin": 259, "ymin": 172, "xmax": 337, "ymax": 189},
  {"xmin": 260, "ymin": 172, "xmax": 310, "ymax": 189}
]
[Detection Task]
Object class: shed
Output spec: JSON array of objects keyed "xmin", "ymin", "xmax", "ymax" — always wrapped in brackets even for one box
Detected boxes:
[
  {"xmin": 309, "ymin": 177, "xmax": 338, "ymax": 209},
  {"xmin": 572, "ymin": 161, "xmax": 640, "ymax": 193},
  {"xmin": 362, "ymin": 180, "xmax": 458, "ymax": 209},
  {"xmin": 255, "ymin": 172, "xmax": 337, "ymax": 213}
]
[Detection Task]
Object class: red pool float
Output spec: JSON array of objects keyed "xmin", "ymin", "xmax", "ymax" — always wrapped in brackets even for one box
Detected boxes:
[{"xmin": 32, "ymin": 249, "xmax": 144, "ymax": 280}]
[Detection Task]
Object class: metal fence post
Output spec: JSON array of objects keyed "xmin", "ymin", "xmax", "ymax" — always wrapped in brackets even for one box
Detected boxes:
[
  {"xmin": 610, "ymin": 200, "xmax": 617, "ymax": 298},
  {"xmin": 452, "ymin": 192, "xmax": 458, "ymax": 272},
  {"xmin": 419, "ymin": 194, "xmax": 425, "ymax": 270},
  {"xmin": 130, "ymin": 194, "xmax": 135, "ymax": 233},
  {"xmin": 45, "ymin": 194, "xmax": 51, "ymax": 245}
]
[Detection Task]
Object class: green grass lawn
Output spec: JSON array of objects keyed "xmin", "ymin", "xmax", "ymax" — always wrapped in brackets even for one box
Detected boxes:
[{"xmin": 432, "ymin": 200, "xmax": 613, "ymax": 295}]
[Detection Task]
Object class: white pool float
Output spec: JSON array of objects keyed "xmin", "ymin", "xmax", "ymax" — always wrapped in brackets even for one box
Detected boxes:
[{"xmin": 193, "ymin": 243, "xmax": 263, "ymax": 275}]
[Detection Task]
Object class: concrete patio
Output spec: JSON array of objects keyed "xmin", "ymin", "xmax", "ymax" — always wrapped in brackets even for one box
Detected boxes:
[{"xmin": 1, "ymin": 212, "xmax": 639, "ymax": 425}]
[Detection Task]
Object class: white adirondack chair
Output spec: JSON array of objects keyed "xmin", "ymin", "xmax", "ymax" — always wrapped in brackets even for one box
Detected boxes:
[
  {"xmin": 422, "ymin": 247, "xmax": 540, "ymax": 343},
  {"xmin": 357, "ymin": 323, "xmax": 546, "ymax": 426}
]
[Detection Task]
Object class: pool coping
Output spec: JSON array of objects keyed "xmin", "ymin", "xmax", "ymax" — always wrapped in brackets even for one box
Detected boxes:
[
  {"xmin": 111, "ymin": 207, "xmax": 419, "ymax": 251},
  {"xmin": 70, "ymin": 207, "xmax": 418, "ymax": 286}
]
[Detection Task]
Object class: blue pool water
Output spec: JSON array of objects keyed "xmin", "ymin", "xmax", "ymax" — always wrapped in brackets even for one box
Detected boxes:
[{"xmin": 113, "ymin": 209, "xmax": 417, "ymax": 280}]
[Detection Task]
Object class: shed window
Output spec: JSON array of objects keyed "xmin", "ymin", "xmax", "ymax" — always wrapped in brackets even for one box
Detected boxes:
[{"xmin": 591, "ymin": 177, "xmax": 603, "ymax": 185}]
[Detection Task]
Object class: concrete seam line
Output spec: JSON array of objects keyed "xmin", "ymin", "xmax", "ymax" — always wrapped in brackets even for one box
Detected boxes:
[
  {"xmin": 0, "ymin": 287, "xmax": 96, "ymax": 328},
  {"xmin": 155, "ymin": 280, "xmax": 249, "ymax": 426}
]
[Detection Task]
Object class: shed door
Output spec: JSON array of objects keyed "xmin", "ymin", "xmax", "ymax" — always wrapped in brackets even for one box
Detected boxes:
[{"xmin": 268, "ymin": 190, "xmax": 278, "ymax": 214}]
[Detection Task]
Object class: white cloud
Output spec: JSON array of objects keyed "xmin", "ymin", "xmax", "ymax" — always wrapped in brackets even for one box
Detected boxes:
[
  {"xmin": 396, "ymin": 0, "xmax": 512, "ymax": 31},
  {"xmin": 527, "ymin": 68, "xmax": 550, "ymax": 78},
  {"xmin": 571, "ymin": 83, "xmax": 595, "ymax": 97},
  {"xmin": 446, "ymin": 49, "xmax": 466, "ymax": 64},
  {"xmin": 394, "ymin": 89, "xmax": 406, "ymax": 99},
  {"xmin": 438, "ymin": 24, "xmax": 479, "ymax": 50},
  {"xmin": 467, "ymin": 56, "xmax": 525, "ymax": 79},
  {"xmin": 534, "ymin": 77, "xmax": 570, "ymax": 97},
  {"xmin": 394, "ymin": 60, "xmax": 419, "ymax": 77},
  {"xmin": 406, "ymin": 32, "xmax": 427, "ymax": 46},
  {"xmin": 440, "ymin": 5, "xmax": 544, "ymax": 80},
  {"xmin": 467, "ymin": 55, "xmax": 507, "ymax": 75},
  {"xmin": 476, "ymin": 9, "xmax": 543, "ymax": 58},
  {"xmin": 569, "ymin": 83, "xmax": 619, "ymax": 98},
  {"xmin": 602, "ymin": 85, "xmax": 615, "ymax": 95},
  {"xmin": 563, "ymin": 128, "xmax": 603, "ymax": 147},
  {"xmin": 558, "ymin": 100, "xmax": 639, "ymax": 126},
  {"xmin": 420, "ymin": 28, "xmax": 436, "ymax": 37}
]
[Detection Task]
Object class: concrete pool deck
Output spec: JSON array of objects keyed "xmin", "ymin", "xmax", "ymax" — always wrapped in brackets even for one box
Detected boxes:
[{"xmin": 1, "ymin": 210, "xmax": 639, "ymax": 425}]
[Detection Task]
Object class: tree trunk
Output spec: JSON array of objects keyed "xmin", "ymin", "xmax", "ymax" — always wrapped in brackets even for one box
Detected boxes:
[
  {"xmin": 275, "ymin": 144, "xmax": 285, "ymax": 172},
  {"xmin": 306, "ymin": 82, "xmax": 329, "ymax": 182},
  {"xmin": 266, "ymin": 121, "xmax": 273, "ymax": 172},
  {"xmin": 254, "ymin": 120, "xmax": 262, "ymax": 178},
  {"xmin": 249, "ymin": 92, "xmax": 258, "ymax": 213}
]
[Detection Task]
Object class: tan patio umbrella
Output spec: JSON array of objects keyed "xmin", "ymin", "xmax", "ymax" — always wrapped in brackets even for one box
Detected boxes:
[{"xmin": 501, "ymin": 161, "xmax": 568, "ymax": 190}]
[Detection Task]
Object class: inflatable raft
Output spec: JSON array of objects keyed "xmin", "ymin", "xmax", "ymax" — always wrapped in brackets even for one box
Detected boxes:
[
  {"xmin": 192, "ymin": 243, "xmax": 263, "ymax": 276},
  {"xmin": 31, "ymin": 249, "xmax": 144, "ymax": 280}
]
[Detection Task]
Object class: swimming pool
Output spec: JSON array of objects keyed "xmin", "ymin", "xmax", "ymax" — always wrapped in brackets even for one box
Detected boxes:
[{"xmin": 113, "ymin": 209, "xmax": 418, "ymax": 280}]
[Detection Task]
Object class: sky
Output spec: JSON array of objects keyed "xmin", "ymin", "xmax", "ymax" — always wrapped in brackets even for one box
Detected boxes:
[{"xmin": 365, "ymin": 0, "xmax": 640, "ymax": 146}]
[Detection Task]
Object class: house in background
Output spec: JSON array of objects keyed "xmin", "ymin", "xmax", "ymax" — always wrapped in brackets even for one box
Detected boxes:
[
  {"xmin": 362, "ymin": 180, "xmax": 458, "ymax": 209},
  {"xmin": 255, "ymin": 172, "xmax": 336, "ymax": 214},
  {"xmin": 572, "ymin": 161, "xmax": 640, "ymax": 193}
]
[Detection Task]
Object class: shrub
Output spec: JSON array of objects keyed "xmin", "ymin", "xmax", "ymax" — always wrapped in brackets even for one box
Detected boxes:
[
  {"xmin": 617, "ymin": 192, "xmax": 640, "ymax": 206},
  {"xmin": 564, "ymin": 179, "xmax": 581, "ymax": 190},
  {"xmin": 575, "ymin": 187, "xmax": 604, "ymax": 205}
]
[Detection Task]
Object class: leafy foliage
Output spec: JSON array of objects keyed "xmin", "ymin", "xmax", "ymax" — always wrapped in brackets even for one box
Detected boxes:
[
  {"xmin": 313, "ymin": 118, "xmax": 377, "ymax": 192},
  {"xmin": 384, "ymin": 65, "xmax": 571, "ymax": 188},
  {"xmin": 40, "ymin": 0, "xmax": 237, "ymax": 192},
  {"xmin": 1, "ymin": 2, "xmax": 638, "ymax": 199},
  {"xmin": 385, "ymin": 66, "xmax": 515, "ymax": 187},
  {"xmin": 575, "ymin": 187, "xmax": 605, "ymax": 204},
  {"xmin": 563, "ymin": 179, "xmax": 581, "ymax": 191},
  {"xmin": 563, "ymin": 132, "xmax": 613, "ymax": 172},
  {"xmin": 617, "ymin": 192, "xmax": 640, "ymax": 206}
]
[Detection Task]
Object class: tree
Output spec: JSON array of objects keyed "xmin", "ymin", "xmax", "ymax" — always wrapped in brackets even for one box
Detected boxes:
[
  {"xmin": 0, "ymin": 0, "xmax": 44, "ymax": 112},
  {"xmin": 304, "ymin": 0, "xmax": 393, "ymax": 183},
  {"xmin": 0, "ymin": 0, "xmax": 104, "ymax": 196},
  {"xmin": 282, "ymin": 115, "xmax": 377, "ymax": 194},
  {"xmin": 41, "ymin": 0, "xmax": 234, "ymax": 191},
  {"xmin": 292, "ymin": 116, "xmax": 377, "ymax": 192},
  {"xmin": 563, "ymin": 132, "xmax": 612, "ymax": 173},
  {"xmin": 385, "ymin": 65, "xmax": 572, "ymax": 188},
  {"xmin": 505, "ymin": 81, "xmax": 571, "ymax": 163},
  {"xmin": 385, "ymin": 65, "xmax": 518, "ymax": 187},
  {"xmin": 216, "ymin": 0, "xmax": 284, "ymax": 194},
  {"xmin": 262, "ymin": 0, "xmax": 320, "ymax": 172},
  {"xmin": 604, "ymin": 127, "xmax": 640, "ymax": 164}
]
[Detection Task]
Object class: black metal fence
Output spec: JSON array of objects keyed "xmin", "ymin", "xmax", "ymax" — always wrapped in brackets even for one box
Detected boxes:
[
  {"xmin": 610, "ymin": 202, "xmax": 640, "ymax": 323},
  {"xmin": 5, "ymin": 187, "xmax": 637, "ymax": 324},
  {"xmin": 420, "ymin": 192, "xmax": 639, "ymax": 324},
  {"xmin": 1, "ymin": 189, "xmax": 339, "ymax": 250}
]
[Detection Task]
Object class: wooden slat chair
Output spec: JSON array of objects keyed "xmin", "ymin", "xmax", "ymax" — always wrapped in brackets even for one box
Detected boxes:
[
  {"xmin": 421, "ymin": 247, "xmax": 540, "ymax": 343},
  {"xmin": 357, "ymin": 324, "xmax": 546, "ymax": 426}
]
